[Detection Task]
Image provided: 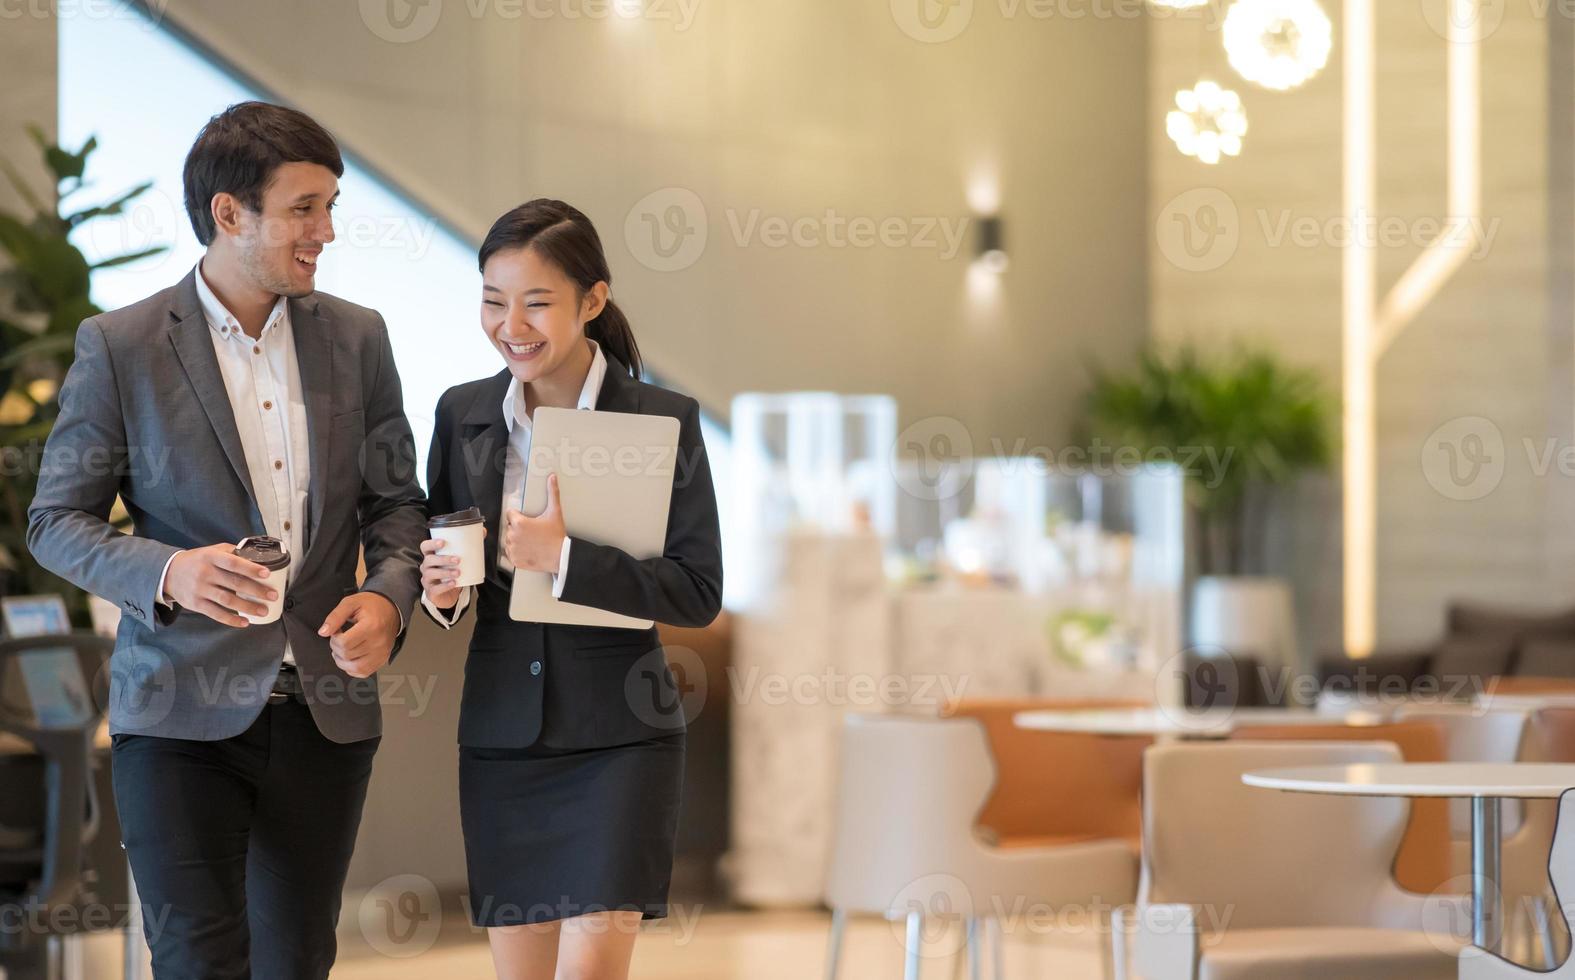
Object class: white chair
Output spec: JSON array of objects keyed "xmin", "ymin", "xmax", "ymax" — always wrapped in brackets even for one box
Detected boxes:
[
  {"xmin": 1131, "ymin": 741, "xmax": 1470, "ymax": 980},
  {"xmin": 1459, "ymin": 786, "xmax": 1575, "ymax": 978},
  {"xmin": 1396, "ymin": 707, "xmax": 1560, "ymax": 962},
  {"xmin": 823, "ymin": 713, "xmax": 1138, "ymax": 980},
  {"xmin": 1393, "ymin": 707, "xmax": 1529, "ymax": 838}
]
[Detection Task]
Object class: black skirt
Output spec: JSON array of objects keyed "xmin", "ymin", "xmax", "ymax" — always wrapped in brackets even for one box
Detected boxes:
[{"xmin": 459, "ymin": 731, "xmax": 686, "ymax": 927}]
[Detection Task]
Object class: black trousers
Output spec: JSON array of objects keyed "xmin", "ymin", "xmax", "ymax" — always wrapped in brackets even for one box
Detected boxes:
[{"xmin": 110, "ymin": 698, "xmax": 379, "ymax": 980}]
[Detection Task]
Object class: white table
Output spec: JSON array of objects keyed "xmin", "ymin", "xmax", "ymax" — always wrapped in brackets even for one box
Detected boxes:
[
  {"xmin": 1243, "ymin": 762, "xmax": 1575, "ymax": 954},
  {"xmin": 1012, "ymin": 706, "xmax": 1390, "ymax": 738}
]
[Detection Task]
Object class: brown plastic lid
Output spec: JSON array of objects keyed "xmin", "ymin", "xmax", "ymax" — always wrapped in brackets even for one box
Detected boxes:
[
  {"xmin": 428, "ymin": 506, "xmax": 484, "ymax": 529},
  {"xmin": 234, "ymin": 535, "xmax": 291, "ymax": 571}
]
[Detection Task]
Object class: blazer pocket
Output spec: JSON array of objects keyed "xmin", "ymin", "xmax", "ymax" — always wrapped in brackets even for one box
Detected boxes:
[{"xmin": 572, "ymin": 631, "xmax": 660, "ymax": 658}]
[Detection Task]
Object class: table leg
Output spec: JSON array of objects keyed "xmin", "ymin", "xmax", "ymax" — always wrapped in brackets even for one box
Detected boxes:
[{"xmin": 1471, "ymin": 796, "xmax": 1503, "ymax": 952}]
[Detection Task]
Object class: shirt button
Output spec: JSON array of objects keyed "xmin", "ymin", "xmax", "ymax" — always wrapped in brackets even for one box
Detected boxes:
[
  {"xmin": 283, "ymin": 520, "xmax": 292, "ymax": 531},
  {"xmin": 253, "ymin": 345, "xmax": 261, "ymax": 355},
  {"xmin": 530, "ymin": 660, "xmax": 542, "ymax": 677},
  {"xmin": 263, "ymin": 400, "xmax": 273, "ymax": 410},
  {"xmin": 274, "ymin": 460, "xmax": 283, "ymax": 470}
]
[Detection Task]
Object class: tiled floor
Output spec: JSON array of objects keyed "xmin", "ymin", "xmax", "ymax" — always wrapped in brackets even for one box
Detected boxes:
[
  {"xmin": 69, "ymin": 907, "xmax": 1111, "ymax": 978},
  {"xmin": 331, "ymin": 908, "xmax": 1109, "ymax": 979}
]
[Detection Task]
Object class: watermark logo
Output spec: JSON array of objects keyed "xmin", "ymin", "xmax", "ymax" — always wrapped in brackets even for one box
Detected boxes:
[
  {"xmin": 625, "ymin": 644, "xmax": 707, "ymax": 729},
  {"xmin": 1155, "ymin": 187, "xmax": 1239, "ymax": 273},
  {"xmin": 887, "ymin": 874, "xmax": 975, "ymax": 956},
  {"xmin": 625, "ymin": 187, "xmax": 708, "ymax": 272},
  {"xmin": 100, "ymin": 644, "xmax": 176, "ymax": 731},
  {"xmin": 358, "ymin": 874, "xmax": 443, "ymax": 957},
  {"xmin": 359, "ymin": 0, "xmax": 443, "ymax": 42},
  {"xmin": 1418, "ymin": 0, "xmax": 1507, "ymax": 43},
  {"xmin": 892, "ymin": 415, "xmax": 974, "ymax": 501},
  {"xmin": 1421, "ymin": 415, "xmax": 1504, "ymax": 501},
  {"xmin": 891, "ymin": 0, "xmax": 974, "ymax": 42},
  {"xmin": 82, "ymin": 186, "xmax": 180, "ymax": 275}
]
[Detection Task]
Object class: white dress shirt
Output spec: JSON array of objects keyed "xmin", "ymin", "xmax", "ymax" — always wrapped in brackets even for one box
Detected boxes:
[
  {"xmin": 157, "ymin": 262, "xmax": 310, "ymax": 663},
  {"xmin": 423, "ymin": 338, "xmax": 607, "ymax": 629}
]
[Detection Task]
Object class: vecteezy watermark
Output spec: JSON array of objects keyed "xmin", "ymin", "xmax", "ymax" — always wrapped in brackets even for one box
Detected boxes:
[
  {"xmin": 0, "ymin": 898, "xmax": 168, "ymax": 940},
  {"xmin": 890, "ymin": 0, "xmax": 1223, "ymax": 44},
  {"xmin": 8, "ymin": 439, "xmax": 175, "ymax": 489},
  {"xmin": 727, "ymin": 666, "xmax": 969, "ymax": 708},
  {"xmin": 625, "ymin": 187, "xmax": 708, "ymax": 273},
  {"xmin": 625, "ymin": 644, "xmax": 706, "ymax": 730},
  {"xmin": 891, "ymin": 415, "xmax": 975, "ymax": 502},
  {"xmin": 0, "ymin": 0, "xmax": 171, "ymax": 25},
  {"xmin": 890, "ymin": 420, "xmax": 1237, "ymax": 502},
  {"xmin": 358, "ymin": 874, "xmax": 443, "ymax": 958},
  {"xmin": 1418, "ymin": 0, "xmax": 1509, "ymax": 43},
  {"xmin": 330, "ymin": 213, "xmax": 441, "ymax": 260},
  {"xmin": 359, "ymin": 0, "xmax": 700, "ymax": 42},
  {"xmin": 622, "ymin": 187, "xmax": 971, "ymax": 272},
  {"xmin": 459, "ymin": 896, "xmax": 706, "ymax": 942},
  {"xmin": 1156, "ymin": 187, "xmax": 1500, "ymax": 275},
  {"xmin": 1155, "ymin": 187, "xmax": 1240, "ymax": 274},
  {"xmin": 1416, "ymin": 417, "xmax": 1575, "ymax": 503}
]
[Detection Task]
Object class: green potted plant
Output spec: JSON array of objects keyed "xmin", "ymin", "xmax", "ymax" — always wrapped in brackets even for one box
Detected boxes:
[
  {"xmin": 0, "ymin": 126, "xmax": 168, "ymax": 626},
  {"xmin": 1081, "ymin": 345, "xmax": 1334, "ymax": 675}
]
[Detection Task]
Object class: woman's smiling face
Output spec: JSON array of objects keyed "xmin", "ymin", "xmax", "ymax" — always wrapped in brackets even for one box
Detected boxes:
[{"xmin": 480, "ymin": 245, "xmax": 606, "ymax": 384}]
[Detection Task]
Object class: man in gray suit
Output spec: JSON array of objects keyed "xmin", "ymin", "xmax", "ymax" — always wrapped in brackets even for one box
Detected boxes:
[{"xmin": 27, "ymin": 102, "xmax": 426, "ymax": 979}]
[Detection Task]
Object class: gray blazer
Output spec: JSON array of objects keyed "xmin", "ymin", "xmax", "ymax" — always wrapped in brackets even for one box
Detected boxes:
[{"xmin": 27, "ymin": 268, "xmax": 427, "ymax": 743}]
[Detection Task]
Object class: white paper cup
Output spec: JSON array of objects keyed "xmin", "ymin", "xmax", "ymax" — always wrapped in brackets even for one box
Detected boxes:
[
  {"xmin": 234, "ymin": 536, "xmax": 291, "ymax": 625},
  {"xmin": 428, "ymin": 508, "xmax": 486, "ymax": 588}
]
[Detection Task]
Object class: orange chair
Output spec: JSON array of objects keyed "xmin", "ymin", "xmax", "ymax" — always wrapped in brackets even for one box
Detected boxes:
[
  {"xmin": 940, "ymin": 698, "xmax": 1151, "ymax": 852},
  {"xmin": 1488, "ymin": 677, "xmax": 1575, "ymax": 697},
  {"xmin": 1229, "ymin": 720, "xmax": 1454, "ymax": 894}
]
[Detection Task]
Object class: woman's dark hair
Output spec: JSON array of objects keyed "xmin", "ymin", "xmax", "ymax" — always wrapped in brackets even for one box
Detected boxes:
[
  {"xmin": 478, "ymin": 199, "xmax": 643, "ymax": 379},
  {"xmin": 182, "ymin": 101, "xmax": 344, "ymax": 246}
]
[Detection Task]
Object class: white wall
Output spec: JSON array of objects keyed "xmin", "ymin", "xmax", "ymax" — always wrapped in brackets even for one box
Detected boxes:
[
  {"xmin": 1150, "ymin": 0, "xmax": 1565, "ymax": 650},
  {"xmin": 145, "ymin": 0, "xmax": 1151, "ymax": 451},
  {"xmin": 0, "ymin": 7, "xmax": 55, "ymax": 211}
]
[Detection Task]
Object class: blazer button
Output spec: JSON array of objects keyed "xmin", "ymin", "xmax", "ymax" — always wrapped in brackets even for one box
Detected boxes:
[
  {"xmin": 284, "ymin": 597, "xmax": 296, "ymax": 611},
  {"xmin": 530, "ymin": 660, "xmax": 542, "ymax": 677}
]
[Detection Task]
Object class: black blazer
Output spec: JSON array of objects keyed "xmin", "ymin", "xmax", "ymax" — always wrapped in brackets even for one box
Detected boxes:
[{"xmin": 422, "ymin": 352, "xmax": 723, "ymax": 749}]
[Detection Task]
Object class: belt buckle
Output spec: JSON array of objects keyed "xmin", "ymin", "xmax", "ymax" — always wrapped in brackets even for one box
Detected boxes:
[{"xmin": 269, "ymin": 664, "xmax": 298, "ymax": 704}]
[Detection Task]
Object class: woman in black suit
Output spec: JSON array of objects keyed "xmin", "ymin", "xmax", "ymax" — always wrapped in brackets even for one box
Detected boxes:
[{"xmin": 418, "ymin": 199, "xmax": 722, "ymax": 980}]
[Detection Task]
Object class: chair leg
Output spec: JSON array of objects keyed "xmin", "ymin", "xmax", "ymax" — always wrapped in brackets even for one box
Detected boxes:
[
  {"xmin": 988, "ymin": 916, "xmax": 1005, "ymax": 980},
  {"xmin": 1110, "ymin": 906, "xmax": 1131, "ymax": 980},
  {"xmin": 1096, "ymin": 907, "xmax": 1115, "ymax": 980},
  {"xmin": 905, "ymin": 910, "xmax": 923, "ymax": 980},
  {"xmin": 1533, "ymin": 894, "xmax": 1559, "ymax": 970},
  {"xmin": 825, "ymin": 907, "xmax": 847, "ymax": 980}
]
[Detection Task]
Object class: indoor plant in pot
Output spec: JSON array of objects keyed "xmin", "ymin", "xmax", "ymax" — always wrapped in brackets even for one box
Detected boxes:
[
  {"xmin": 1081, "ymin": 345, "xmax": 1334, "ymax": 687},
  {"xmin": 0, "ymin": 126, "xmax": 168, "ymax": 628}
]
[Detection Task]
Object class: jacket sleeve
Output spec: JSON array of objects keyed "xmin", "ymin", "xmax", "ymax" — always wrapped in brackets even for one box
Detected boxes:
[
  {"xmin": 354, "ymin": 314, "xmax": 428, "ymax": 653},
  {"xmin": 555, "ymin": 398, "xmax": 723, "ymax": 628},
  {"xmin": 417, "ymin": 390, "xmax": 473, "ymax": 629},
  {"xmin": 26, "ymin": 317, "xmax": 180, "ymax": 630}
]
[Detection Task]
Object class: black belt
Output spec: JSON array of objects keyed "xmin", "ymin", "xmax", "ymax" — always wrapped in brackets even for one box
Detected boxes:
[{"xmin": 268, "ymin": 663, "xmax": 305, "ymax": 705}]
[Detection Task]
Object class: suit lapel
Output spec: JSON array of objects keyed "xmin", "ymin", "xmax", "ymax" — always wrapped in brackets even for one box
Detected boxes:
[
  {"xmin": 460, "ymin": 372, "xmax": 512, "ymax": 590},
  {"xmin": 291, "ymin": 296, "xmax": 334, "ymax": 564},
  {"xmin": 166, "ymin": 270, "xmax": 263, "ymax": 532}
]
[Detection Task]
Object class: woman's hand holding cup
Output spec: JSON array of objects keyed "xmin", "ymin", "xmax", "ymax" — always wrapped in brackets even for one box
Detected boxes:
[{"xmin": 421, "ymin": 529, "xmax": 484, "ymax": 610}]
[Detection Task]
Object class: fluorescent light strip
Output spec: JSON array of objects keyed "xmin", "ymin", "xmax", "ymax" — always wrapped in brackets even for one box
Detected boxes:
[
  {"xmin": 1343, "ymin": 0, "xmax": 1377, "ymax": 656},
  {"xmin": 1344, "ymin": 0, "xmax": 1482, "ymax": 655}
]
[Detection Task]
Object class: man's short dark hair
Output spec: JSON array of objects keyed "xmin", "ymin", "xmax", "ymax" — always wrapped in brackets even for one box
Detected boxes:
[{"xmin": 182, "ymin": 101, "xmax": 344, "ymax": 246}]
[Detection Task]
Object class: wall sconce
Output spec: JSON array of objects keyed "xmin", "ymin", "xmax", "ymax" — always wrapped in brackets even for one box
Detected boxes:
[{"xmin": 974, "ymin": 214, "xmax": 1008, "ymax": 273}]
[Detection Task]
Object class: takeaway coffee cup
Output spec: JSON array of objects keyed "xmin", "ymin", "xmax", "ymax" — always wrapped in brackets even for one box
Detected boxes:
[
  {"xmin": 428, "ymin": 507, "xmax": 486, "ymax": 588},
  {"xmin": 234, "ymin": 535, "xmax": 291, "ymax": 626}
]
